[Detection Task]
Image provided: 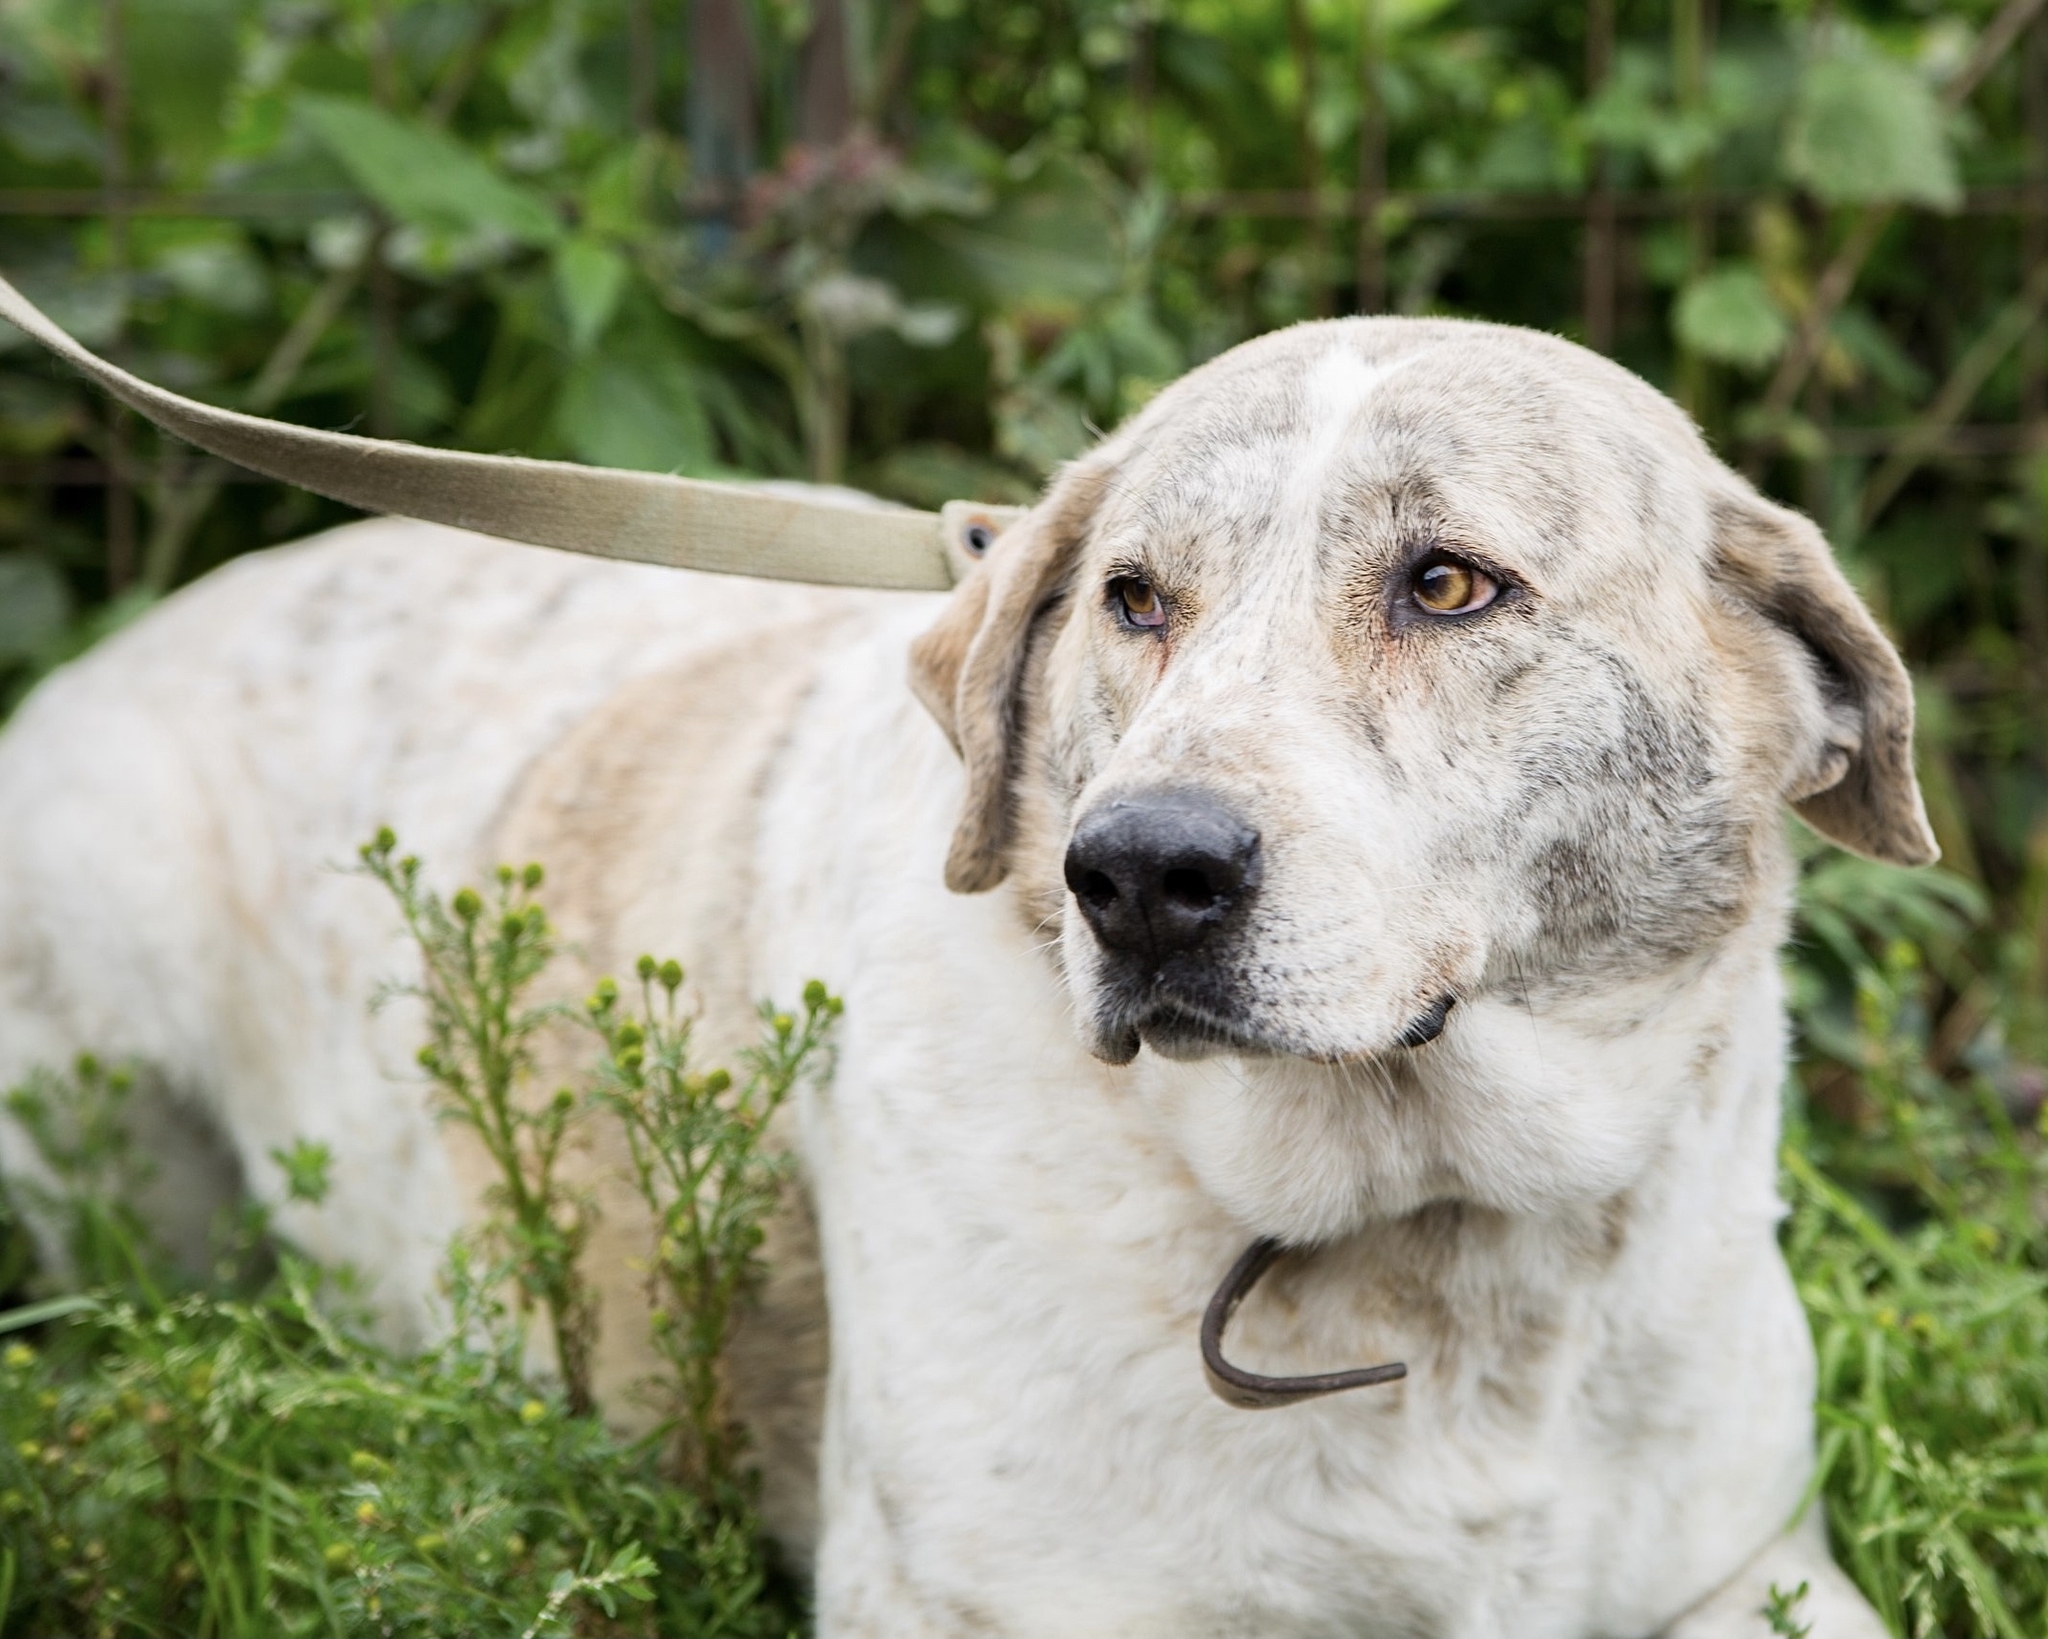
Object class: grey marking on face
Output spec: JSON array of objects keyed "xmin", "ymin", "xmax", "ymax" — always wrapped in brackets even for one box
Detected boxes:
[{"xmin": 1513, "ymin": 641, "xmax": 1749, "ymax": 974}]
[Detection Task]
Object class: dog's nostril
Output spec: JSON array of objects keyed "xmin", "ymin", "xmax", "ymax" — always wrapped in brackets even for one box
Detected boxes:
[
  {"xmin": 1161, "ymin": 866, "xmax": 1216, "ymax": 910},
  {"xmin": 1063, "ymin": 789, "xmax": 1261, "ymax": 960},
  {"xmin": 1077, "ymin": 870, "xmax": 1120, "ymax": 910}
]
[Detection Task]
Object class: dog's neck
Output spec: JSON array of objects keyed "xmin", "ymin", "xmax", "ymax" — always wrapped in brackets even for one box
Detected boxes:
[
  {"xmin": 1123, "ymin": 875, "xmax": 1795, "ymax": 1263},
  {"xmin": 1113, "ymin": 900, "xmax": 1797, "ymax": 1408}
]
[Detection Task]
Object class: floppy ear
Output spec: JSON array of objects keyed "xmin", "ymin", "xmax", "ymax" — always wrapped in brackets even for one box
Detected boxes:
[
  {"xmin": 1709, "ymin": 489, "xmax": 1938, "ymax": 867},
  {"xmin": 908, "ymin": 462, "xmax": 1110, "ymax": 893}
]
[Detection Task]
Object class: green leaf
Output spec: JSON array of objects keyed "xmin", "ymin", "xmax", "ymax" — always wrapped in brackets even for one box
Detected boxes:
[
  {"xmin": 0, "ymin": 553, "xmax": 73, "ymax": 663},
  {"xmin": 993, "ymin": 380, "xmax": 1091, "ymax": 474},
  {"xmin": 296, "ymin": 94, "xmax": 561, "ymax": 246},
  {"xmin": 130, "ymin": 0, "xmax": 250, "ymax": 177},
  {"xmin": 1674, "ymin": 263, "xmax": 1791, "ymax": 371},
  {"xmin": 0, "ymin": 267, "xmax": 126, "ymax": 353},
  {"xmin": 151, "ymin": 234, "xmax": 271, "ymax": 319},
  {"xmin": 0, "ymin": 1293, "xmax": 98, "ymax": 1335},
  {"xmin": 553, "ymin": 236, "xmax": 629, "ymax": 353},
  {"xmin": 925, "ymin": 155, "xmax": 1122, "ymax": 309},
  {"xmin": 556, "ymin": 331, "xmax": 716, "ymax": 475},
  {"xmin": 1784, "ymin": 49, "xmax": 1961, "ymax": 210}
]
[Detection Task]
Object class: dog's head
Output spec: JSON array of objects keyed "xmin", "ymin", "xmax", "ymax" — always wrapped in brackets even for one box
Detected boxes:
[{"xmin": 910, "ymin": 319, "xmax": 1932, "ymax": 1236}]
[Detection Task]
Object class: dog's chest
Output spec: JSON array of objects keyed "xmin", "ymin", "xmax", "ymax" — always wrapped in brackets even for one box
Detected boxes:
[{"xmin": 742, "ymin": 631, "xmax": 1806, "ymax": 1638}]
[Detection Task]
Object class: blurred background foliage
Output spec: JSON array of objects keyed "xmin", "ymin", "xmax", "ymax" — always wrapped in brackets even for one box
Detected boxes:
[
  {"xmin": 6, "ymin": 0, "xmax": 2043, "ymax": 1080},
  {"xmin": 2, "ymin": 1, "xmax": 2048, "ymax": 1627},
  {"xmin": 0, "ymin": 0, "xmax": 2040, "ymax": 871}
]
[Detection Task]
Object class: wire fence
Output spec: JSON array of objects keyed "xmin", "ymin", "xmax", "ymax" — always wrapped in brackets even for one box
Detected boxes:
[{"xmin": 1, "ymin": 0, "xmax": 2044, "ymax": 593}]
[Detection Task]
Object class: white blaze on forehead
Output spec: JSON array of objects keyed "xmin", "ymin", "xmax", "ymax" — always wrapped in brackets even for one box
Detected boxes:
[
  {"xmin": 1302, "ymin": 338, "xmax": 1426, "ymax": 473},
  {"xmin": 1270, "ymin": 337, "xmax": 1431, "ymax": 571}
]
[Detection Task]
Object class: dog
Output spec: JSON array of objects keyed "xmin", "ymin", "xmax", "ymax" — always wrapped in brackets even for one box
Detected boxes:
[{"xmin": 0, "ymin": 315, "xmax": 1931, "ymax": 1636}]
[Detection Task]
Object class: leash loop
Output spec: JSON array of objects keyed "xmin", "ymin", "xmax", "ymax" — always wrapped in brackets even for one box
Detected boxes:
[{"xmin": 1201, "ymin": 1238, "xmax": 1408, "ymax": 1410}]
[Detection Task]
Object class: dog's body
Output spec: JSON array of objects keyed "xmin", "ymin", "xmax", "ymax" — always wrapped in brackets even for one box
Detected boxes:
[{"xmin": 0, "ymin": 318, "xmax": 1929, "ymax": 1635}]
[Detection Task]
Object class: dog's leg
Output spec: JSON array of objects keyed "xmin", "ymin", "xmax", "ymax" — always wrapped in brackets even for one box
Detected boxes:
[
  {"xmin": 1661, "ymin": 1508, "xmax": 1887, "ymax": 1638},
  {"xmin": 813, "ymin": 1487, "xmax": 985, "ymax": 1639}
]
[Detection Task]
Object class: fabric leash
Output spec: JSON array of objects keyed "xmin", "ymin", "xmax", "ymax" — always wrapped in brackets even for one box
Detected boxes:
[
  {"xmin": 1202, "ymin": 1239, "xmax": 1408, "ymax": 1409},
  {"xmin": 0, "ymin": 272, "xmax": 1027, "ymax": 592},
  {"xmin": 4, "ymin": 270, "xmax": 1406, "ymax": 1414}
]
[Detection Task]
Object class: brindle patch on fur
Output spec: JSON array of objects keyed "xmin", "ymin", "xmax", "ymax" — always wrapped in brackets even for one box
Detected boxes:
[{"xmin": 1512, "ymin": 641, "xmax": 1752, "ymax": 976}]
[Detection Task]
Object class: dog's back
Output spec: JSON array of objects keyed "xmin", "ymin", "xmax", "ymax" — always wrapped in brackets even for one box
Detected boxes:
[{"xmin": 0, "ymin": 518, "xmax": 849, "ymax": 1324}]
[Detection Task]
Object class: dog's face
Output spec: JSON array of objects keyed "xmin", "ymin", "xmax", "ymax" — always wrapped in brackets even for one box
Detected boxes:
[{"xmin": 913, "ymin": 319, "xmax": 1934, "ymax": 1238}]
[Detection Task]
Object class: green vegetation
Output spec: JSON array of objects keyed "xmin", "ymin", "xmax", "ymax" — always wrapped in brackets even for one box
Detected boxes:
[
  {"xmin": 0, "ymin": 1, "xmax": 2044, "ymax": 1633},
  {"xmin": 0, "ymin": 842, "xmax": 834, "ymax": 1637},
  {"xmin": 1782, "ymin": 848, "xmax": 2048, "ymax": 1637},
  {"xmin": 359, "ymin": 832, "xmax": 601, "ymax": 1416},
  {"xmin": 588, "ymin": 963, "xmax": 840, "ymax": 1497},
  {"xmin": 0, "ymin": 850, "xmax": 2040, "ymax": 1633}
]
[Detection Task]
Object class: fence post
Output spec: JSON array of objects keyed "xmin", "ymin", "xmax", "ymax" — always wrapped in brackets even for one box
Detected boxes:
[
  {"xmin": 368, "ymin": 2, "xmax": 400, "ymax": 440},
  {"xmin": 688, "ymin": 0, "xmax": 758, "ymax": 217},
  {"xmin": 2022, "ymin": 10, "xmax": 2048, "ymax": 711},
  {"xmin": 2024, "ymin": 11, "xmax": 2046, "ymax": 431},
  {"xmin": 1286, "ymin": 0, "xmax": 1333, "ymax": 315},
  {"xmin": 798, "ymin": 0, "xmax": 855, "ymax": 147},
  {"xmin": 1131, "ymin": 1, "xmax": 1155, "ymax": 181},
  {"xmin": 1584, "ymin": 0, "xmax": 1617, "ymax": 352},
  {"xmin": 631, "ymin": 0, "xmax": 660, "ymax": 134},
  {"xmin": 1355, "ymin": 0, "xmax": 1386, "ymax": 313},
  {"xmin": 1671, "ymin": 0, "xmax": 1714, "ymax": 417},
  {"xmin": 101, "ymin": 0, "xmax": 136, "ymax": 594}
]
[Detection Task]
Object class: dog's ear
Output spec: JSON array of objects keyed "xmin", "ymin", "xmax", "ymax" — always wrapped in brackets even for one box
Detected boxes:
[
  {"xmin": 1709, "ymin": 489, "xmax": 1938, "ymax": 866},
  {"xmin": 909, "ymin": 462, "xmax": 1109, "ymax": 893}
]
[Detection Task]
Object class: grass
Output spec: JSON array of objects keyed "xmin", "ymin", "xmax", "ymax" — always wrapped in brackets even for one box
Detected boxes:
[
  {"xmin": 0, "ymin": 835, "xmax": 835, "ymax": 1638},
  {"xmin": 1782, "ymin": 943, "xmax": 2048, "ymax": 1636},
  {"xmin": 0, "ymin": 833, "xmax": 2042, "ymax": 1635}
]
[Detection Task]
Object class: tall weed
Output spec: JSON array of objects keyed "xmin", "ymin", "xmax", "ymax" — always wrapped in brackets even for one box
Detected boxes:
[
  {"xmin": 1786, "ymin": 847, "xmax": 2048, "ymax": 1637},
  {"xmin": 358, "ymin": 830, "xmax": 599, "ymax": 1415},
  {"xmin": 2, "ymin": 829, "xmax": 2043, "ymax": 1634},
  {"xmin": 0, "ymin": 843, "xmax": 834, "ymax": 1636},
  {"xmin": 589, "ymin": 962, "xmax": 840, "ymax": 1496}
]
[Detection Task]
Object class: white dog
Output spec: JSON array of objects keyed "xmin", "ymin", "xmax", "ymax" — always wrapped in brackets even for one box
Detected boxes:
[{"xmin": 0, "ymin": 317, "xmax": 1931, "ymax": 1636}]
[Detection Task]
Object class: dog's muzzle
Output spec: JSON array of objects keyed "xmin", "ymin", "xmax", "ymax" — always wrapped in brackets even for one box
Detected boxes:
[
  {"xmin": 1065, "ymin": 789, "xmax": 1270, "ymax": 1061},
  {"xmin": 1065, "ymin": 788, "xmax": 1261, "ymax": 963}
]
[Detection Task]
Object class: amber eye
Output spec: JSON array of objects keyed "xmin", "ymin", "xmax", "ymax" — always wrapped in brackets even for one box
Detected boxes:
[
  {"xmin": 1411, "ymin": 554, "xmax": 1499, "ymax": 616},
  {"xmin": 1113, "ymin": 577, "xmax": 1167, "ymax": 629}
]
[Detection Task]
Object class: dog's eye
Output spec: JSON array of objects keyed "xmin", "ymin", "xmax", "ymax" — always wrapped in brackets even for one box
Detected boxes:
[
  {"xmin": 1410, "ymin": 554, "xmax": 1499, "ymax": 616},
  {"xmin": 1112, "ymin": 577, "xmax": 1167, "ymax": 630}
]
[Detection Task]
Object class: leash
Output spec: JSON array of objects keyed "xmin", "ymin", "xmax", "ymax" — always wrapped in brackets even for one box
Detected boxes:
[
  {"xmin": 1202, "ymin": 1238, "xmax": 1407, "ymax": 1408},
  {"xmin": 3, "ymin": 268, "xmax": 1404, "ymax": 1413},
  {"xmin": 0, "ymin": 272, "xmax": 1017, "ymax": 592}
]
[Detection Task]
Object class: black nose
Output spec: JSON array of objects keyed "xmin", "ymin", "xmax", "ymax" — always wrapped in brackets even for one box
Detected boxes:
[{"xmin": 1064, "ymin": 790, "xmax": 1261, "ymax": 960}]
